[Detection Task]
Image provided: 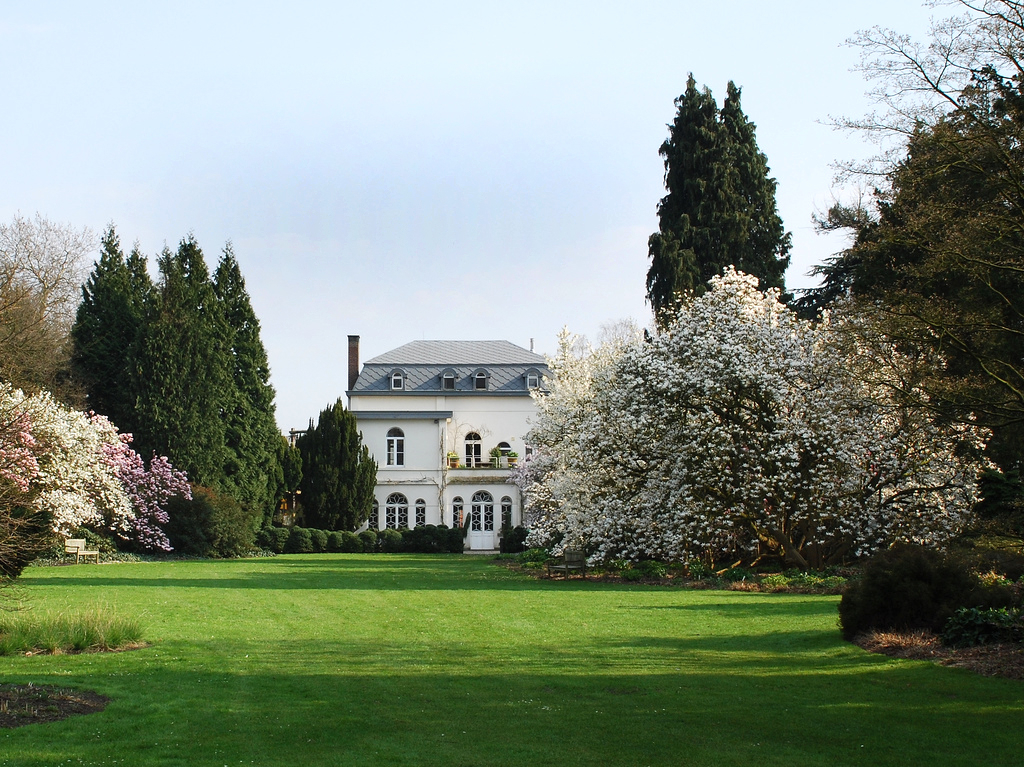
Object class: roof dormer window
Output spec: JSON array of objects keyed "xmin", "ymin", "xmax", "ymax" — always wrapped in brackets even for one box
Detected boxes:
[
  {"xmin": 473, "ymin": 370, "xmax": 488, "ymax": 390},
  {"xmin": 441, "ymin": 369, "xmax": 457, "ymax": 390},
  {"xmin": 525, "ymin": 369, "xmax": 541, "ymax": 389},
  {"xmin": 390, "ymin": 370, "xmax": 405, "ymax": 390}
]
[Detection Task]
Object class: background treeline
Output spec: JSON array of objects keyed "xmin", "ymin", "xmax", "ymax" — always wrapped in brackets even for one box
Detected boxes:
[
  {"xmin": 72, "ymin": 227, "xmax": 285, "ymax": 523},
  {"xmin": 71, "ymin": 229, "xmax": 379, "ymax": 554}
]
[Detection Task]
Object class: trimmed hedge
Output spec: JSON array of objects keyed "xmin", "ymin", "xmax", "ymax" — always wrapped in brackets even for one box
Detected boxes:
[
  {"xmin": 358, "ymin": 529, "xmax": 378, "ymax": 552},
  {"xmin": 252, "ymin": 524, "xmax": 464, "ymax": 555},
  {"xmin": 309, "ymin": 528, "xmax": 329, "ymax": 553}
]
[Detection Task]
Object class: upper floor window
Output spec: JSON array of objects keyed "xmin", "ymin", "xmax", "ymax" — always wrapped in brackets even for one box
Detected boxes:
[
  {"xmin": 473, "ymin": 371, "xmax": 488, "ymax": 390},
  {"xmin": 441, "ymin": 370, "xmax": 456, "ymax": 390},
  {"xmin": 497, "ymin": 441, "xmax": 512, "ymax": 456},
  {"xmin": 526, "ymin": 370, "xmax": 540, "ymax": 389},
  {"xmin": 465, "ymin": 432, "xmax": 481, "ymax": 467},
  {"xmin": 386, "ymin": 427, "xmax": 405, "ymax": 466},
  {"xmin": 390, "ymin": 370, "xmax": 405, "ymax": 390}
]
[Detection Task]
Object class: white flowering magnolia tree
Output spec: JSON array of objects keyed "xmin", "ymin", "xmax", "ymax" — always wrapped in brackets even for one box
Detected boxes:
[
  {"xmin": 0, "ymin": 383, "xmax": 189, "ymax": 577},
  {"xmin": 515, "ymin": 270, "xmax": 988, "ymax": 568}
]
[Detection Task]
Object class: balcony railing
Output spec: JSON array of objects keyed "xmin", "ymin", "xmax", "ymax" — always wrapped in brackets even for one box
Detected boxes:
[{"xmin": 447, "ymin": 457, "xmax": 518, "ymax": 470}]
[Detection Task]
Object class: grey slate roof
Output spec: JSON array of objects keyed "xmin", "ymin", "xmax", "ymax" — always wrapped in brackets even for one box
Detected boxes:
[{"xmin": 352, "ymin": 340, "xmax": 549, "ymax": 395}]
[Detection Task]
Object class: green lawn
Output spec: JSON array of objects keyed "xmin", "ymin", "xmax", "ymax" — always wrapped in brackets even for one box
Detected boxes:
[{"xmin": 2, "ymin": 554, "xmax": 1022, "ymax": 766}]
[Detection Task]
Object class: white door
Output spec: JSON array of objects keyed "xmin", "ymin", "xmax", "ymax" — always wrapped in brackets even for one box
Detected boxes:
[{"xmin": 469, "ymin": 491, "xmax": 495, "ymax": 550}]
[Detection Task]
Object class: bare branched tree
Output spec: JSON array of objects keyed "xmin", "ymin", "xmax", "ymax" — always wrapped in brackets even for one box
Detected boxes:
[
  {"xmin": 834, "ymin": 1, "xmax": 1024, "ymax": 178},
  {"xmin": 0, "ymin": 214, "xmax": 95, "ymax": 403}
]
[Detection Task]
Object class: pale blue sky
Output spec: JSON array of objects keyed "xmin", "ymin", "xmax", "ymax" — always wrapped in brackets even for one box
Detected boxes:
[{"xmin": 1, "ymin": 1, "xmax": 935, "ymax": 430}]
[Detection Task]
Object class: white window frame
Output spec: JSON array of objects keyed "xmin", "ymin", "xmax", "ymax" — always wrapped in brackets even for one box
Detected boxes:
[
  {"xmin": 386, "ymin": 427, "xmax": 405, "ymax": 466},
  {"xmin": 465, "ymin": 432, "xmax": 481, "ymax": 468},
  {"xmin": 385, "ymin": 492, "xmax": 407, "ymax": 529}
]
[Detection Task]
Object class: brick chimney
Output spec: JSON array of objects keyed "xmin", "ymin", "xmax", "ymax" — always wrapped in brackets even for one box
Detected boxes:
[{"xmin": 347, "ymin": 335, "xmax": 360, "ymax": 391}]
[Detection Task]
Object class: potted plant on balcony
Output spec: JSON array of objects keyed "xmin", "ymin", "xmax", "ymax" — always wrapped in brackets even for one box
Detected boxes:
[
  {"xmin": 506, "ymin": 451, "xmax": 519, "ymax": 466},
  {"xmin": 446, "ymin": 451, "xmax": 459, "ymax": 469},
  {"xmin": 489, "ymin": 445, "xmax": 505, "ymax": 468}
]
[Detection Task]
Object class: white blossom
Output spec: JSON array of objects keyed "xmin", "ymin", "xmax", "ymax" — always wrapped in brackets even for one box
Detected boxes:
[{"xmin": 518, "ymin": 270, "xmax": 988, "ymax": 568}]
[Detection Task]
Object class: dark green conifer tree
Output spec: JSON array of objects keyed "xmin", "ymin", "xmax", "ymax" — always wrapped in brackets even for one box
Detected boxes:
[
  {"xmin": 647, "ymin": 75, "xmax": 791, "ymax": 324},
  {"xmin": 297, "ymin": 399, "xmax": 376, "ymax": 531},
  {"xmin": 214, "ymin": 243, "xmax": 281, "ymax": 513},
  {"xmin": 71, "ymin": 226, "xmax": 154, "ymax": 432},
  {"xmin": 131, "ymin": 235, "xmax": 231, "ymax": 488}
]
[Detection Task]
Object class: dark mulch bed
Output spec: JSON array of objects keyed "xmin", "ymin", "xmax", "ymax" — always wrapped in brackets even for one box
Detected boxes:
[
  {"xmin": 0, "ymin": 683, "xmax": 109, "ymax": 728},
  {"xmin": 854, "ymin": 630, "xmax": 1024, "ymax": 681}
]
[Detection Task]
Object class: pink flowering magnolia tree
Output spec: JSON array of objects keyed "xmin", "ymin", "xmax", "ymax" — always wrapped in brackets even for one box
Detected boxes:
[
  {"xmin": 0, "ymin": 384, "xmax": 190, "ymax": 562},
  {"xmin": 93, "ymin": 415, "xmax": 190, "ymax": 552},
  {"xmin": 518, "ymin": 270, "xmax": 989, "ymax": 568}
]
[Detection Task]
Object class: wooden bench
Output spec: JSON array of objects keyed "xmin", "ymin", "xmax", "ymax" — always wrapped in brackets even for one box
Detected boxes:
[
  {"xmin": 547, "ymin": 549, "xmax": 587, "ymax": 579},
  {"xmin": 65, "ymin": 538, "xmax": 100, "ymax": 564}
]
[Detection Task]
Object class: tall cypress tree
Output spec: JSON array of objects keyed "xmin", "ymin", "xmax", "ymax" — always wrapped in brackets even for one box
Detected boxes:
[
  {"xmin": 132, "ymin": 235, "xmax": 231, "ymax": 488},
  {"xmin": 71, "ymin": 225, "xmax": 154, "ymax": 432},
  {"xmin": 647, "ymin": 75, "xmax": 791, "ymax": 324},
  {"xmin": 297, "ymin": 399, "xmax": 376, "ymax": 531},
  {"xmin": 214, "ymin": 243, "xmax": 281, "ymax": 513}
]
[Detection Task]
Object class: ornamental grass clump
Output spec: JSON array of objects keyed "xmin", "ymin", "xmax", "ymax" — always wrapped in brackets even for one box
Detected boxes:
[{"xmin": 0, "ymin": 608, "xmax": 143, "ymax": 655}]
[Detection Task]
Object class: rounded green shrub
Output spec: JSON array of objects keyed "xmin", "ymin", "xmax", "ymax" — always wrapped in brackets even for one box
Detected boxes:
[
  {"xmin": 358, "ymin": 529, "xmax": 378, "ymax": 553},
  {"xmin": 309, "ymin": 528, "xmax": 328, "ymax": 553},
  {"xmin": 838, "ymin": 544, "xmax": 1012, "ymax": 639},
  {"xmin": 285, "ymin": 526, "xmax": 314, "ymax": 554},
  {"xmin": 326, "ymin": 531, "xmax": 344, "ymax": 553},
  {"xmin": 379, "ymin": 528, "xmax": 403, "ymax": 553},
  {"xmin": 499, "ymin": 525, "xmax": 529, "ymax": 554},
  {"xmin": 166, "ymin": 487, "xmax": 261, "ymax": 558},
  {"xmin": 340, "ymin": 530, "xmax": 361, "ymax": 553},
  {"xmin": 257, "ymin": 526, "xmax": 290, "ymax": 553}
]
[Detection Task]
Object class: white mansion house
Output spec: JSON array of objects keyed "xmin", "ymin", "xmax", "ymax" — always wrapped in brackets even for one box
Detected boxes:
[{"xmin": 346, "ymin": 336, "xmax": 549, "ymax": 550}]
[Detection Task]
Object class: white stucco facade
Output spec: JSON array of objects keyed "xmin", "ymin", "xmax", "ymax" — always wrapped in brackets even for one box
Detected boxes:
[{"xmin": 347, "ymin": 339, "xmax": 548, "ymax": 550}]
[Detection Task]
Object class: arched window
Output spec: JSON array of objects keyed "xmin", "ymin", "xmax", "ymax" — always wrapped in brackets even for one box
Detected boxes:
[
  {"xmin": 390, "ymin": 370, "xmax": 405, "ymax": 390},
  {"xmin": 525, "ymin": 369, "xmax": 541, "ymax": 389},
  {"xmin": 369, "ymin": 500, "xmax": 379, "ymax": 530},
  {"xmin": 471, "ymin": 490, "xmax": 494, "ymax": 532},
  {"xmin": 441, "ymin": 369, "xmax": 456, "ymax": 390},
  {"xmin": 452, "ymin": 496, "xmax": 464, "ymax": 528},
  {"xmin": 385, "ymin": 493, "xmax": 407, "ymax": 529},
  {"xmin": 497, "ymin": 441, "xmax": 512, "ymax": 456},
  {"xmin": 474, "ymin": 371, "xmax": 488, "ymax": 390},
  {"xmin": 465, "ymin": 432, "xmax": 481, "ymax": 468},
  {"xmin": 386, "ymin": 427, "xmax": 405, "ymax": 466},
  {"xmin": 415, "ymin": 498, "xmax": 426, "ymax": 527},
  {"xmin": 501, "ymin": 496, "xmax": 513, "ymax": 528}
]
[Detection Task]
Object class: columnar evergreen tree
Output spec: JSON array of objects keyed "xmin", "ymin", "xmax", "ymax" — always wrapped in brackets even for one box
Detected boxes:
[
  {"xmin": 214, "ymin": 244, "xmax": 280, "ymax": 512},
  {"xmin": 297, "ymin": 399, "xmax": 376, "ymax": 531},
  {"xmin": 71, "ymin": 226, "xmax": 154, "ymax": 433},
  {"xmin": 131, "ymin": 235, "xmax": 231, "ymax": 489},
  {"xmin": 647, "ymin": 75, "xmax": 790, "ymax": 324}
]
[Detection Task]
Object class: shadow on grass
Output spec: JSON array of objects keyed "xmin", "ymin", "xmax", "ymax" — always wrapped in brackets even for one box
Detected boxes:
[
  {"xmin": 26, "ymin": 556, "xmax": 841, "ymax": 599},
  {"xmin": 3, "ymin": 638, "xmax": 1022, "ymax": 767}
]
